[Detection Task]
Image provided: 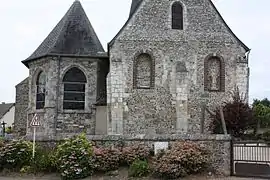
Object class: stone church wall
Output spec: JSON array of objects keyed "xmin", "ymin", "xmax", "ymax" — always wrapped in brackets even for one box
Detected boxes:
[
  {"xmin": 14, "ymin": 77, "xmax": 29, "ymax": 136},
  {"xmin": 26, "ymin": 56, "xmax": 99, "ymax": 138},
  {"xmin": 108, "ymin": 0, "xmax": 249, "ymax": 135}
]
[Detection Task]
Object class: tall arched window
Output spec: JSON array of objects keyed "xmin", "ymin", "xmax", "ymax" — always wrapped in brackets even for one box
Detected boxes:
[
  {"xmin": 133, "ymin": 53, "xmax": 154, "ymax": 89},
  {"xmin": 204, "ymin": 56, "xmax": 225, "ymax": 92},
  {"xmin": 36, "ymin": 71, "xmax": 46, "ymax": 109},
  {"xmin": 63, "ymin": 67, "xmax": 87, "ymax": 110},
  {"xmin": 172, "ymin": 2, "xmax": 183, "ymax": 30}
]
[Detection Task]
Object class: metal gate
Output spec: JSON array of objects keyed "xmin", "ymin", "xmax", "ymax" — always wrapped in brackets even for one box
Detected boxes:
[{"xmin": 232, "ymin": 141, "xmax": 270, "ymax": 178}]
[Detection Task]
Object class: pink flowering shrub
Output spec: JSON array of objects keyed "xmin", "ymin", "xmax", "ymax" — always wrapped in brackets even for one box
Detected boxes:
[
  {"xmin": 92, "ymin": 146, "xmax": 122, "ymax": 172},
  {"xmin": 0, "ymin": 140, "xmax": 32, "ymax": 170},
  {"xmin": 54, "ymin": 134, "xmax": 94, "ymax": 180},
  {"xmin": 122, "ymin": 144, "xmax": 151, "ymax": 165},
  {"xmin": 152, "ymin": 141, "xmax": 209, "ymax": 179}
]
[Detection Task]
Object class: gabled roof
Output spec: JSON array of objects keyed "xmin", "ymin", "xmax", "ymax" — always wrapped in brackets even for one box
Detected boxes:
[
  {"xmin": 0, "ymin": 103, "xmax": 14, "ymax": 119},
  {"xmin": 108, "ymin": 0, "xmax": 143, "ymax": 47},
  {"xmin": 208, "ymin": 0, "xmax": 249, "ymax": 52},
  {"xmin": 15, "ymin": 77, "xmax": 29, "ymax": 88},
  {"xmin": 109, "ymin": 0, "xmax": 250, "ymax": 52},
  {"xmin": 129, "ymin": 0, "xmax": 143, "ymax": 18},
  {"xmin": 23, "ymin": 0, "xmax": 104, "ymax": 67}
]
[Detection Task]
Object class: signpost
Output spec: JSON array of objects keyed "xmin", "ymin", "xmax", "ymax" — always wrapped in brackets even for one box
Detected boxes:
[{"xmin": 30, "ymin": 114, "xmax": 41, "ymax": 159}]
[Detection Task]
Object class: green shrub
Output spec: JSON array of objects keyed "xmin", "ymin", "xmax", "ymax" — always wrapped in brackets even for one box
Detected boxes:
[
  {"xmin": 93, "ymin": 146, "xmax": 121, "ymax": 172},
  {"xmin": 20, "ymin": 166, "xmax": 32, "ymax": 174},
  {"xmin": 0, "ymin": 140, "xmax": 32, "ymax": 170},
  {"xmin": 31, "ymin": 147, "xmax": 55, "ymax": 173},
  {"xmin": 122, "ymin": 144, "xmax": 150, "ymax": 165},
  {"xmin": 261, "ymin": 130, "xmax": 270, "ymax": 143},
  {"xmin": 128, "ymin": 159, "xmax": 149, "ymax": 177},
  {"xmin": 54, "ymin": 133, "xmax": 94, "ymax": 180},
  {"xmin": 152, "ymin": 141, "xmax": 209, "ymax": 179},
  {"xmin": 5, "ymin": 126, "xmax": 13, "ymax": 134},
  {"xmin": 0, "ymin": 138, "xmax": 4, "ymax": 148}
]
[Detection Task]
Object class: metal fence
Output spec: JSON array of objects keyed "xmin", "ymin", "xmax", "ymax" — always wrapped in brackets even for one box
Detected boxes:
[{"xmin": 232, "ymin": 141, "xmax": 270, "ymax": 178}]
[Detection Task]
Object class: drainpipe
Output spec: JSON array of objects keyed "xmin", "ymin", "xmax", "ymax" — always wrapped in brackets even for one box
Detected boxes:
[{"xmin": 245, "ymin": 50, "xmax": 251, "ymax": 103}]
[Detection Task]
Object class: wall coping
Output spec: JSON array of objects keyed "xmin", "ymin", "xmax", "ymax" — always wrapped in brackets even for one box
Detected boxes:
[{"xmin": 23, "ymin": 133, "xmax": 231, "ymax": 142}]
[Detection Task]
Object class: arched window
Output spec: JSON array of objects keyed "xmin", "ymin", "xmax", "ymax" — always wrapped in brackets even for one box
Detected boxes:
[
  {"xmin": 204, "ymin": 56, "xmax": 225, "ymax": 92},
  {"xmin": 36, "ymin": 71, "xmax": 46, "ymax": 109},
  {"xmin": 172, "ymin": 2, "xmax": 183, "ymax": 30},
  {"xmin": 133, "ymin": 53, "xmax": 154, "ymax": 89},
  {"xmin": 63, "ymin": 67, "xmax": 87, "ymax": 110}
]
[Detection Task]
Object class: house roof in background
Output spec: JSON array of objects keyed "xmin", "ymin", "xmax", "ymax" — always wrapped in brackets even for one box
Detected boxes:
[{"xmin": 0, "ymin": 103, "xmax": 15, "ymax": 119}]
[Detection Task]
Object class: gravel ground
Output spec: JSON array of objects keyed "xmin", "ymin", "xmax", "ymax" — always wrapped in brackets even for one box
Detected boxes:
[
  {"xmin": 0, "ymin": 174, "xmax": 264, "ymax": 180},
  {"xmin": 0, "ymin": 168, "xmax": 264, "ymax": 180},
  {"xmin": 0, "ymin": 177, "xmax": 263, "ymax": 180}
]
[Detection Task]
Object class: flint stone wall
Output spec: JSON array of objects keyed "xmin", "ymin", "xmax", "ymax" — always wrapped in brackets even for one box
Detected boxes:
[
  {"xmin": 108, "ymin": 0, "xmax": 249, "ymax": 135},
  {"xmin": 27, "ymin": 134, "xmax": 231, "ymax": 176},
  {"xmin": 26, "ymin": 56, "xmax": 98, "ymax": 137},
  {"xmin": 14, "ymin": 77, "xmax": 29, "ymax": 136}
]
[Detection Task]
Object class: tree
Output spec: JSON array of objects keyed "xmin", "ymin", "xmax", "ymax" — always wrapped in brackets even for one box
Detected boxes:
[
  {"xmin": 253, "ymin": 98, "xmax": 270, "ymax": 107},
  {"xmin": 252, "ymin": 100, "xmax": 270, "ymax": 133},
  {"xmin": 211, "ymin": 89, "xmax": 255, "ymax": 137}
]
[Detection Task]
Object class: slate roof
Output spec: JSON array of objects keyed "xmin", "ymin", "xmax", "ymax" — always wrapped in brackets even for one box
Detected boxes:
[
  {"xmin": 0, "ymin": 103, "xmax": 14, "ymax": 119},
  {"xmin": 22, "ymin": 0, "xmax": 104, "ymax": 66}
]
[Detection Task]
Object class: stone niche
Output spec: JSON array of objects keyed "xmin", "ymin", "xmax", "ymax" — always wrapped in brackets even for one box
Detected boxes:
[{"xmin": 204, "ymin": 56, "xmax": 225, "ymax": 92}]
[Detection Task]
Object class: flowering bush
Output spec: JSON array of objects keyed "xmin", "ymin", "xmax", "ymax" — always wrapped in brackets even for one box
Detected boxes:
[
  {"xmin": 128, "ymin": 159, "xmax": 149, "ymax": 177},
  {"xmin": 152, "ymin": 141, "xmax": 209, "ymax": 179},
  {"xmin": 54, "ymin": 134, "xmax": 94, "ymax": 180},
  {"xmin": 0, "ymin": 140, "xmax": 32, "ymax": 170},
  {"xmin": 122, "ymin": 144, "xmax": 150, "ymax": 165},
  {"xmin": 93, "ymin": 146, "xmax": 121, "ymax": 172}
]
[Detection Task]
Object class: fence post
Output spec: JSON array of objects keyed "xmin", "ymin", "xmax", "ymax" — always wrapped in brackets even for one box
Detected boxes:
[{"xmin": 230, "ymin": 138, "xmax": 234, "ymax": 176}]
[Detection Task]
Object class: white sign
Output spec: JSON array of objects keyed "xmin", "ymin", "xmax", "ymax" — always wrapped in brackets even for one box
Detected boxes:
[
  {"xmin": 154, "ymin": 142, "xmax": 169, "ymax": 155},
  {"xmin": 30, "ymin": 114, "xmax": 41, "ymax": 159},
  {"xmin": 30, "ymin": 114, "xmax": 41, "ymax": 127}
]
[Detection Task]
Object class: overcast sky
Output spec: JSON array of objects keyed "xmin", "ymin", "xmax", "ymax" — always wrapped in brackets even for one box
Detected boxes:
[{"xmin": 0, "ymin": 0, "xmax": 269, "ymax": 103}]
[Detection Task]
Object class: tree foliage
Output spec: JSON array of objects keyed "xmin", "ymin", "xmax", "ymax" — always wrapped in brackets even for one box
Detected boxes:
[
  {"xmin": 212, "ymin": 89, "xmax": 255, "ymax": 137},
  {"xmin": 252, "ymin": 98, "xmax": 270, "ymax": 129}
]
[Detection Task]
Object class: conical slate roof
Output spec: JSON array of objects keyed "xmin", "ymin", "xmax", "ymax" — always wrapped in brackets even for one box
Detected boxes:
[{"xmin": 23, "ymin": 0, "xmax": 104, "ymax": 65}]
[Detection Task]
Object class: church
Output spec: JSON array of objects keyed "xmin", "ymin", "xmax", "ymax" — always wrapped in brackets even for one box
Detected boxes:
[{"xmin": 14, "ymin": 0, "xmax": 250, "ymax": 139}]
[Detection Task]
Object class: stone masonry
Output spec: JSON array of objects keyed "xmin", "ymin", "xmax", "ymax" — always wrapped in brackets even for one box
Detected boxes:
[
  {"xmin": 14, "ymin": 0, "xmax": 250, "ymax": 141},
  {"xmin": 107, "ymin": 0, "xmax": 250, "ymax": 135},
  {"xmin": 25, "ymin": 56, "xmax": 99, "ymax": 138},
  {"xmin": 13, "ymin": 1, "xmax": 250, "ymax": 176},
  {"xmin": 14, "ymin": 78, "xmax": 29, "ymax": 136}
]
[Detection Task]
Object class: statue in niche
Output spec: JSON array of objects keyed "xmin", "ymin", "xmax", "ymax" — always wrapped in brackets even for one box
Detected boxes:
[{"xmin": 207, "ymin": 57, "xmax": 221, "ymax": 91}]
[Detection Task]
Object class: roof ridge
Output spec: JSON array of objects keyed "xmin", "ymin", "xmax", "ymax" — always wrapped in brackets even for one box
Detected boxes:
[
  {"xmin": 208, "ymin": 0, "xmax": 250, "ymax": 52},
  {"xmin": 109, "ymin": 0, "xmax": 144, "ymax": 47},
  {"xmin": 23, "ymin": 0, "xmax": 104, "ymax": 67},
  {"xmin": 47, "ymin": 2, "xmax": 75, "ymax": 55}
]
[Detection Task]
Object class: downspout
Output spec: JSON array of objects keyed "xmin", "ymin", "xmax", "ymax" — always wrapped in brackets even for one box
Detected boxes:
[
  {"xmin": 246, "ymin": 50, "xmax": 251, "ymax": 103},
  {"xmin": 54, "ymin": 55, "xmax": 61, "ymax": 138}
]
